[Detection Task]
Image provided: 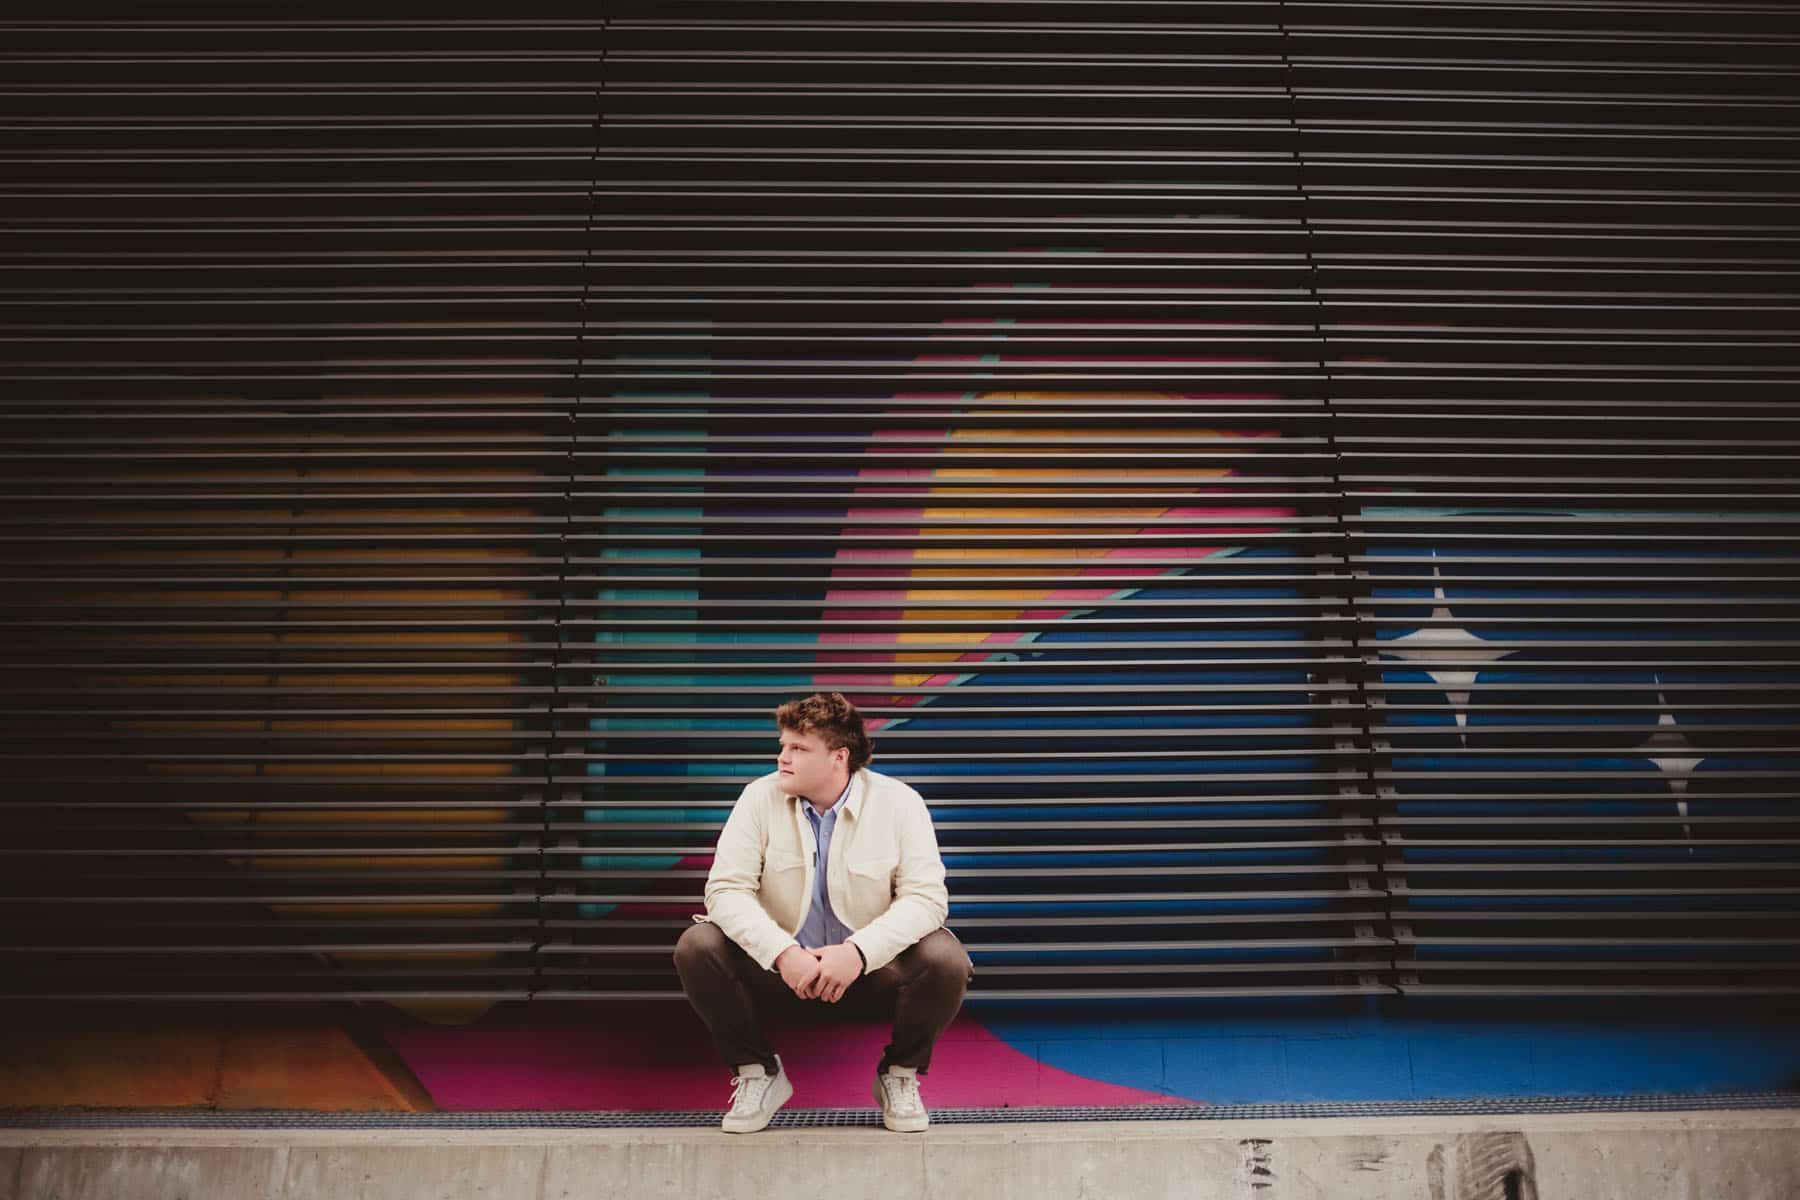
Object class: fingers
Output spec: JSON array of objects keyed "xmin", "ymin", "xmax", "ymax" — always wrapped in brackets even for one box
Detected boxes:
[
  {"xmin": 798, "ymin": 968, "xmax": 845, "ymax": 1003},
  {"xmin": 785, "ymin": 958, "xmax": 823, "ymax": 998},
  {"xmin": 787, "ymin": 946, "xmax": 857, "ymax": 1001},
  {"xmin": 819, "ymin": 968, "xmax": 852, "ymax": 1003}
]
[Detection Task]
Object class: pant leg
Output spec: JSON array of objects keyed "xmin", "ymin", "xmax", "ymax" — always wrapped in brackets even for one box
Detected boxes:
[
  {"xmin": 844, "ymin": 927, "xmax": 974, "ymax": 1075},
  {"xmin": 673, "ymin": 921, "xmax": 802, "ymax": 1073}
]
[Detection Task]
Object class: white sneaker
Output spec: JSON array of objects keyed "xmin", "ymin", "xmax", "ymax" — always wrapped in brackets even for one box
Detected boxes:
[
  {"xmin": 721, "ymin": 1055, "xmax": 792, "ymax": 1134},
  {"xmin": 873, "ymin": 1064, "xmax": 929, "ymax": 1133}
]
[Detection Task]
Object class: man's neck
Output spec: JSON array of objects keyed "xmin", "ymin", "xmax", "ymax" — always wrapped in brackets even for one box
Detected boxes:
[{"xmin": 805, "ymin": 771, "xmax": 850, "ymax": 816}]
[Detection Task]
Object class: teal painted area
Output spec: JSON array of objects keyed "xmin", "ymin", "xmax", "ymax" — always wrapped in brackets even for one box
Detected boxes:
[
  {"xmin": 583, "ymin": 425, "xmax": 708, "ymax": 915},
  {"xmin": 586, "ymin": 717, "xmax": 766, "ymax": 732},
  {"xmin": 587, "ymin": 808, "xmax": 727, "ymax": 824},
  {"xmin": 572, "ymin": 852, "xmax": 684, "ymax": 919},
  {"xmin": 576, "ymin": 854, "xmax": 683, "ymax": 872}
]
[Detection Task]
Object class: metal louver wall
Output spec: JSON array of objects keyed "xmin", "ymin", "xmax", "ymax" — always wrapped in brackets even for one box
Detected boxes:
[
  {"xmin": 0, "ymin": 11, "xmax": 599, "ymax": 1008},
  {"xmin": 1, "ymin": 2, "xmax": 1795, "ymax": 1007},
  {"xmin": 1292, "ymin": 0, "xmax": 1800, "ymax": 997}
]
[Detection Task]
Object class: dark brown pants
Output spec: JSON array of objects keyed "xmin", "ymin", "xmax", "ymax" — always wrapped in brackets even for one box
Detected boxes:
[{"xmin": 673, "ymin": 922, "xmax": 973, "ymax": 1076}]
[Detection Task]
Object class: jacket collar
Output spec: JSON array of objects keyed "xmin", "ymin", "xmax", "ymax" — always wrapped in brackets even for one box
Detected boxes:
[{"xmin": 792, "ymin": 770, "xmax": 863, "ymax": 820}]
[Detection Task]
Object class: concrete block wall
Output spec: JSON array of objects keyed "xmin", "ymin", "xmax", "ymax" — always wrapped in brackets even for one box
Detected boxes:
[{"xmin": 9, "ymin": 1110, "xmax": 1800, "ymax": 1200}]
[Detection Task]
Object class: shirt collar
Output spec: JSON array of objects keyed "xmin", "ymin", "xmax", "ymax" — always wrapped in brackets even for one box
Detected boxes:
[{"xmin": 799, "ymin": 775, "xmax": 855, "ymax": 822}]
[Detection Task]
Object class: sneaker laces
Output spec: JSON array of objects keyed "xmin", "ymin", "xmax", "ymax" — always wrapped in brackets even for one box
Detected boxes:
[
  {"xmin": 729, "ymin": 1071, "xmax": 774, "ymax": 1116},
  {"xmin": 878, "ymin": 1071, "xmax": 924, "ymax": 1116}
]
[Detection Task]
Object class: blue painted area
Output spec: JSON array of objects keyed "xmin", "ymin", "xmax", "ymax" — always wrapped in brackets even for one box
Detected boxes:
[
  {"xmin": 1284, "ymin": 1033, "xmax": 1416, "ymax": 1101},
  {"xmin": 1407, "ymin": 1033, "xmax": 1539, "ymax": 1098},
  {"xmin": 574, "ymin": 473, "xmax": 1800, "ymax": 1106},
  {"xmin": 1044, "ymin": 1038, "xmax": 1166, "ymax": 1093},
  {"xmin": 1163, "ymin": 1035, "xmax": 1287, "ymax": 1103},
  {"xmin": 973, "ymin": 1001, "xmax": 1800, "ymax": 1102}
]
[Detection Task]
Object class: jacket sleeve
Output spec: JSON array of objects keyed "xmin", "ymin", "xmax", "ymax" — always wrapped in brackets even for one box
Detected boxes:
[
  {"xmin": 703, "ymin": 784, "xmax": 800, "ymax": 971},
  {"xmin": 847, "ymin": 786, "xmax": 949, "ymax": 973}
]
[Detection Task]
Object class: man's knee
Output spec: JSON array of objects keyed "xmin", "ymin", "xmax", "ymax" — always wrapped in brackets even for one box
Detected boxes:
[
  {"xmin": 674, "ymin": 920, "xmax": 729, "ymax": 976},
  {"xmin": 916, "ymin": 928, "xmax": 974, "ymax": 985}
]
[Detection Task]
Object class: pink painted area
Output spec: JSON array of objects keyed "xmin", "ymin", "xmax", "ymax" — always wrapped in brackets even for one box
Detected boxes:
[
  {"xmin": 380, "ymin": 1010, "xmax": 1195, "ymax": 1112},
  {"xmin": 825, "ymin": 607, "xmax": 908, "ymax": 623}
]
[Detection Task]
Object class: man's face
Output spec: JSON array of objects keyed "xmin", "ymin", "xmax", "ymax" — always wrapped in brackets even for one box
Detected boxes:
[{"xmin": 776, "ymin": 726, "xmax": 848, "ymax": 801}]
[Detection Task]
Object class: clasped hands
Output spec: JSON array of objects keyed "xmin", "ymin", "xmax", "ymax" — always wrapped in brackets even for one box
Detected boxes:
[{"xmin": 775, "ymin": 942, "xmax": 862, "ymax": 1003}]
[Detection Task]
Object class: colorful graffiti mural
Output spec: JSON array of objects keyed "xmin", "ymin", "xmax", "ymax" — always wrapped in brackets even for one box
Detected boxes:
[{"xmin": 10, "ymin": 399, "xmax": 1799, "ymax": 1114}]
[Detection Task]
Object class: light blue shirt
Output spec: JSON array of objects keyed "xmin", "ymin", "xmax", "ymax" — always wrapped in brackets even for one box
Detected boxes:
[{"xmin": 795, "ymin": 781, "xmax": 854, "ymax": 950}]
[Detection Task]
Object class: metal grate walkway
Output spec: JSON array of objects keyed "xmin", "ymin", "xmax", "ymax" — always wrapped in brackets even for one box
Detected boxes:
[{"xmin": 7, "ymin": 1091, "xmax": 1799, "ymax": 1130}]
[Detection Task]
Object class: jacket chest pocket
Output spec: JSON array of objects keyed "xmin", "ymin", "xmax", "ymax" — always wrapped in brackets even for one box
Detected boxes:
[
  {"xmin": 765, "ymin": 848, "xmax": 808, "ymax": 879},
  {"xmin": 844, "ymin": 853, "xmax": 897, "ymax": 915},
  {"xmin": 763, "ymin": 848, "xmax": 809, "ymax": 923}
]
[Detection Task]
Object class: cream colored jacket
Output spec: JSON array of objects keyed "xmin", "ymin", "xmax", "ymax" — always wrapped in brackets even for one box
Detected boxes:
[{"xmin": 699, "ymin": 767, "xmax": 949, "ymax": 974}]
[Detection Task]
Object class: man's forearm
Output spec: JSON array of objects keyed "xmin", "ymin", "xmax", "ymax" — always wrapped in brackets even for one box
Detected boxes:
[
  {"xmin": 705, "ymin": 888, "xmax": 798, "ymax": 970},
  {"xmin": 848, "ymin": 887, "xmax": 947, "ymax": 973}
]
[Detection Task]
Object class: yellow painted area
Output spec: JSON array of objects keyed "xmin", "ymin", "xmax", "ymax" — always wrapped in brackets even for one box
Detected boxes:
[
  {"xmin": 186, "ymin": 808, "xmax": 509, "ymax": 829},
  {"xmin": 113, "ymin": 719, "xmax": 269, "ymax": 733},
  {"xmin": 288, "ymin": 673, "xmax": 521, "ymax": 689},
  {"xmin": 906, "ymin": 545, "xmax": 1117, "ymax": 561},
  {"xmin": 0, "ymin": 1023, "xmax": 434, "ymax": 1111},
  {"xmin": 329, "ymin": 950, "xmax": 499, "ymax": 965},
  {"xmin": 266, "ymin": 719, "xmax": 516, "ymax": 732},
  {"xmin": 68, "ymin": 589, "xmax": 287, "ymax": 604},
  {"xmin": 145, "ymin": 762, "xmax": 251, "ymax": 777},
  {"xmin": 273, "ymin": 904, "xmax": 502, "ymax": 920},
  {"xmin": 57, "ymin": 549, "xmax": 290, "ymax": 565},
  {"xmin": 115, "ymin": 506, "xmax": 295, "ymax": 520},
  {"xmin": 42, "ymin": 464, "xmax": 550, "ymax": 1050},
  {"xmin": 285, "ymin": 808, "xmax": 511, "ymax": 826},
  {"xmin": 858, "ymin": 396, "xmax": 1274, "ymax": 682},
  {"xmin": 259, "ymin": 762, "xmax": 516, "ymax": 778},
  {"xmin": 300, "ymin": 588, "xmax": 526, "ymax": 602},
  {"xmin": 278, "ymin": 631, "xmax": 524, "ymax": 646},
  {"xmin": 227, "ymin": 855, "xmax": 505, "ymax": 872},
  {"xmin": 82, "ymin": 673, "xmax": 274, "ymax": 688},
  {"xmin": 108, "ymin": 633, "xmax": 278, "ymax": 646},
  {"xmin": 385, "ymin": 1000, "xmax": 497, "ymax": 1026}
]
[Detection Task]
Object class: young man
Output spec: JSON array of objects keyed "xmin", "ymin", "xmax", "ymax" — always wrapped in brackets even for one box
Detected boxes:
[{"xmin": 673, "ymin": 692, "xmax": 972, "ymax": 1133}]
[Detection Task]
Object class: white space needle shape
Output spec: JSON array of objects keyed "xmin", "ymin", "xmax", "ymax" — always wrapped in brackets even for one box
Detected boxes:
[
  {"xmin": 1642, "ymin": 677, "xmax": 1702, "ymax": 843},
  {"xmin": 1377, "ymin": 553, "xmax": 1511, "ymax": 743}
]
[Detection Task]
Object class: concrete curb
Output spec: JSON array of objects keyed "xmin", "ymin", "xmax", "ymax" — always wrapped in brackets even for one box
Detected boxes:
[{"xmin": 6, "ymin": 1108, "xmax": 1800, "ymax": 1199}]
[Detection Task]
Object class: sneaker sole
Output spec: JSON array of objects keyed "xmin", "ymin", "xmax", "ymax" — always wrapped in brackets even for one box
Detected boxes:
[
  {"xmin": 721, "ymin": 1068, "xmax": 793, "ymax": 1134},
  {"xmin": 872, "ymin": 1074, "xmax": 929, "ymax": 1133}
]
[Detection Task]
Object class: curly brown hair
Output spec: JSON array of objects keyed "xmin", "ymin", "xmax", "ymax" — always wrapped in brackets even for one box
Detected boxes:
[{"xmin": 774, "ymin": 692, "xmax": 873, "ymax": 774}]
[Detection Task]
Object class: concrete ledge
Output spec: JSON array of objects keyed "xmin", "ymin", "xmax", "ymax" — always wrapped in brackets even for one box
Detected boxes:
[{"xmin": 6, "ymin": 1109, "xmax": 1800, "ymax": 1199}]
